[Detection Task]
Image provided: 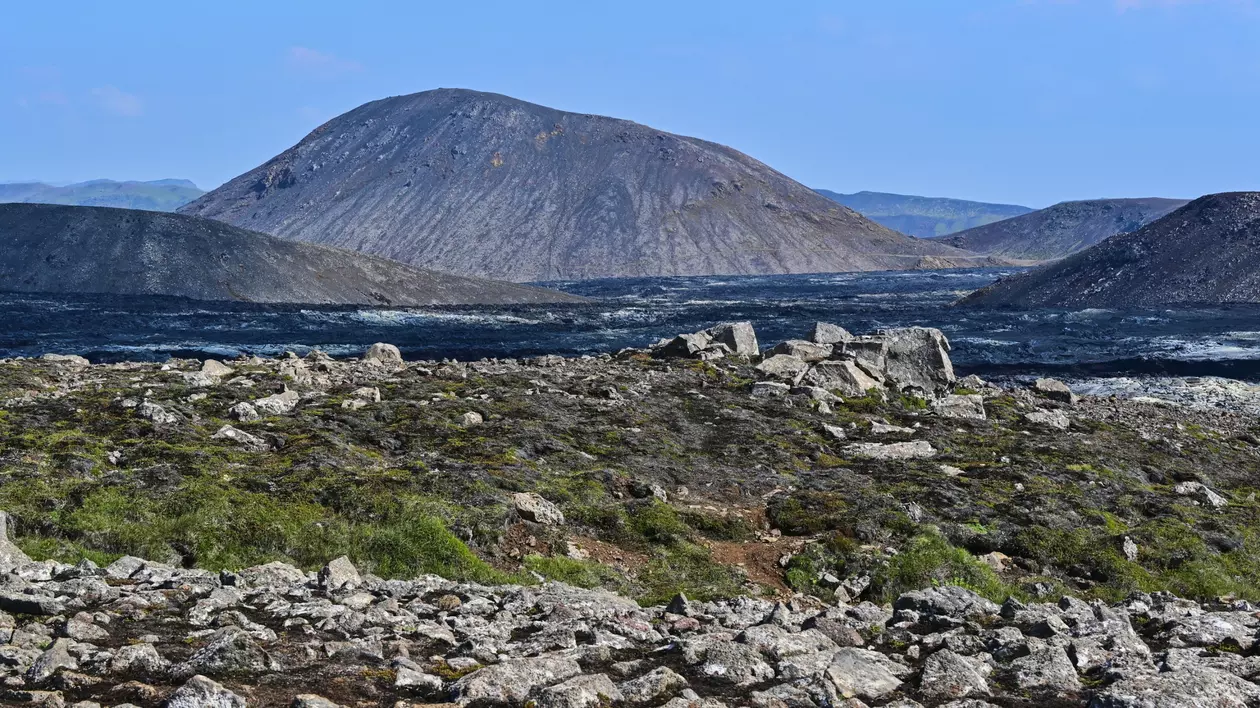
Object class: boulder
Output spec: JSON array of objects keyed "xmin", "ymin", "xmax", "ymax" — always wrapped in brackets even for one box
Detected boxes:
[
  {"xmin": 750, "ymin": 382, "xmax": 791, "ymax": 398},
  {"xmin": 1092, "ymin": 666, "xmax": 1260, "ymax": 707},
  {"xmin": 803, "ymin": 360, "xmax": 882, "ymax": 397},
  {"xmin": 810, "ymin": 322, "xmax": 853, "ymax": 345},
  {"xmin": 452, "ymin": 656, "xmax": 583, "ymax": 706},
  {"xmin": 292, "ymin": 696, "xmax": 343, "ymax": 708},
  {"xmin": 166, "ymin": 675, "xmax": 247, "ymax": 708},
  {"xmin": 228, "ymin": 402, "xmax": 260, "ymax": 422},
  {"xmin": 211, "ymin": 425, "xmax": 270, "ymax": 452},
  {"xmin": 201, "ymin": 360, "xmax": 235, "ymax": 378},
  {"xmin": 1024, "ymin": 409, "xmax": 1069, "ymax": 430},
  {"xmin": 706, "ymin": 322, "xmax": 759, "ymax": 358},
  {"xmin": 26, "ymin": 638, "xmax": 76, "ymax": 684},
  {"xmin": 514, "ymin": 493, "xmax": 565, "ymax": 525},
  {"xmin": 655, "ymin": 333, "xmax": 712, "ymax": 359},
  {"xmin": 698, "ymin": 641, "xmax": 774, "ymax": 687},
  {"xmin": 879, "ymin": 327, "xmax": 955, "ymax": 393},
  {"xmin": 253, "ymin": 389, "xmax": 300, "ymax": 416},
  {"xmin": 768, "ymin": 340, "xmax": 832, "ymax": 363},
  {"xmin": 1010, "ymin": 645, "xmax": 1081, "ymax": 692},
  {"xmin": 319, "ymin": 556, "xmax": 361, "ymax": 593},
  {"xmin": 460, "ymin": 411, "xmax": 484, "ymax": 427},
  {"xmin": 919, "ymin": 649, "xmax": 991, "ymax": 700},
  {"xmin": 1032, "ymin": 378, "xmax": 1078, "ymax": 404},
  {"xmin": 537, "ymin": 674, "xmax": 623, "ymax": 708},
  {"xmin": 0, "ymin": 511, "xmax": 33, "ymax": 573},
  {"xmin": 825, "ymin": 648, "xmax": 910, "ymax": 700},
  {"xmin": 364, "ymin": 343, "xmax": 404, "ymax": 366},
  {"xmin": 618, "ymin": 667, "xmax": 686, "ymax": 705},
  {"xmin": 1172, "ymin": 482, "xmax": 1228, "ymax": 509},
  {"xmin": 933, "ymin": 394, "xmax": 986, "ymax": 420},
  {"xmin": 755, "ymin": 355, "xmax": 809, "ymax": 384},
  {"xmin": 137, "ymin": 401, "xmax": 179, "ymax": 425},
  {"xmin": 843, "ymin": 441, "xmax": 937, "ymax": 460},
  {"xmin": 172, "ymin": 627, "xmax": 278, "ymax": 677}
]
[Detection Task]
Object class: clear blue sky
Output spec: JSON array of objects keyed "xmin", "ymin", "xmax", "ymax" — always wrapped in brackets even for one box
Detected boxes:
[{"xmin": 2, "ymin": 0, "xmax": 1257, "ymax": 207}]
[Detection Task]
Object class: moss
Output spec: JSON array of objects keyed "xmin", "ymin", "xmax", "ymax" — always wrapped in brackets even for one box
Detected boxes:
[
  {"xmin": 636, "ymin": 543, "xmax": 746, "ymax": 605},
  {"xmin": 870, "ymin": 530, "xmax": 1010, "ymax": 603},
  {"xmin": 680, "ymin": 510, "xmax": 756, "ymax": 542},
  {"xmin": 629, "ymin": 500, "xmax": 691, "ymax": 545},
  {"xmin": 523, "ymin": 554, "xmax": 627, "ymax": 591}
]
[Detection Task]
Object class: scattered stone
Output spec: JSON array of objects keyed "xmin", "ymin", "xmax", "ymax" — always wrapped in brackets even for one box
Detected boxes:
[
  {"xmin": 201, "ymin": 360, "xmax": 235, "ymax": 378},
  {"xmin": 1173, "ymin": 481, "xmax": 1228, "ymax": 508},
  {"xmin": 750, "ymin": 381, "xmax": 790, "ymax": 398},
  {"xmin": 166, "ymin": 674, "xmax": 247, "ymax": 708},
  {"xmin": 1024, "ymin": 409, "xmax": 1069, "ymax": 430},
  {"xmin": 618, "ymin": 667, "xmax": 686, "ymax": 705},
  {"xmin": 706, "ymin": 322, "xmax": 759, "ymax": 358},
  {"xmin": 804, "ymin": 360, "xmax": 882, "ymax": 398},
  {"xmin": 514, "ymin": 493, "xmax": 565, "ymax": 525},
  {"xmin": 460, "ymin": 411, "xmax": 484, "ymax": 427},
  {"xmin": 919, "ymin": 649, "xmax": 991, "ymax": 700},
  {"xmin": 364, "ymin": 343, "xmax": 404, "ymax": 367},
  {"xmin": 211, "ymin": 425, "xmax": 270, "ymax": 452},
  {"xmin": 1033, "ymin": 377, "xmax": 1078, "ymax": 404},
  {"xmin": 933, "ymin": 394, "xmax": 986, "ymax": 420},
  {"xmin": 452, "ymin": 656, "xmax": 582, "ymax": 706},
  {"xmin": 137, "ymin": 401, "xmax": 178, "ymax": 425},
  {"xmin": 253, "ymin": 389, "xmax": 300, "ymax": 415},
  {"xmin": 318, "ymin": 556, "xmax": 361, "ymax": 593},
  {"xmin": 844, "ymin": 440, "xmax": 937, "ymax": 460},
  {"xmin": 825, "ymin": 648, "xmax": 909, "ymax": 701},
  {"xmin": 228, "ymin": 402, "xmax": 260, "ymax": 422}
]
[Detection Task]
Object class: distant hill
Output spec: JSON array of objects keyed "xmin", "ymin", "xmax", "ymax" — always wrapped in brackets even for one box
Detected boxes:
[
  {"xmin": 959, "ymin": 193, "xmax": 1260, "ymax": 308},
  {"xmin": 939, "ymin": 197, "xmax": 1189, "ymax": 262},
  {"xmin": 815, "ymin": 190, "xmax": 1034, "ymax": 239},
  {"xmin": 0, "ymin": 203, "xmax": 583, "ymax": 306},
  {"xmin": 0, "ymin": 179, "xmax": 205, "ymax": 212},
  {"xmin": 180, "ymin": 88, "xmax": 1001, "ymax": 282}
]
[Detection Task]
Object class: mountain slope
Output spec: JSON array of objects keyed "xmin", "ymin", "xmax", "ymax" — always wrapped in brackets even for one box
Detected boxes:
[
  {"xmin": 939, "ymin": 197, "xmax": 1188, "ymax": 262},
  {"xmin": 815, "ymin": 189, "xmax": 1033, "ymax": 238},
  {"xmin": 0, "ymin": 203, "xmax": 583, "ymax": 305},
  {"xmin": 959, "ymin": 193, "xmax": 1260, "ymax": 308},
  {"xmin": 0, "ymin": 179, "xmax": 205, "ymax": 211},
  {"xmin": 181, "ymin": 89, "xmax": 998, "ymax": 281}
]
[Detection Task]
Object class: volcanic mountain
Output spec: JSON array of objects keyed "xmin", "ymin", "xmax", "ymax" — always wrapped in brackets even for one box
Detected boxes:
[
  {"xmin": 0, "ymin": 179, "xmax": 204, "ymax": 212},
  {"xmin": 180, "ymin": 89, "xmax": 998, "ymax": 281},
  {"xmin": 0, "ymin": 203, "xmax": 583, "ymax": 305},
  {"xmin": 815, "ymin": 189, "xmax": 1033, "ymax": 239},
  {"xmin": 959, "ymin": 193, "xmax": 1260, "ymax": 308},
  {"xmin": 939, "ymin": 197, "xmax": 1188, "ymax": 262}
]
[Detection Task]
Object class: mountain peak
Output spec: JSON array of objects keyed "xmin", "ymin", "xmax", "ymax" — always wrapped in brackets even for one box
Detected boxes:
[{"xmin": 181, "ymin": 89, "xmax": 997, "ymax": 281}]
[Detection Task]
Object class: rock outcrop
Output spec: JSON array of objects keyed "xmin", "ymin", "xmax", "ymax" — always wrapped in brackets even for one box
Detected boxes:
[
  {"xmin": 959, "ymin": 192, "xmax": 1260, "ymax": 308},
  {"xmin": 0, "ymin": 522, "xmax": 1244, "ymax": 708},
  {"xmin": 0, "ymin": 203, "xmax": 583, "ymax": 306},
  {"xmin": 180, "ymin": 88, "xmax": 1001, "ymax": 281}
]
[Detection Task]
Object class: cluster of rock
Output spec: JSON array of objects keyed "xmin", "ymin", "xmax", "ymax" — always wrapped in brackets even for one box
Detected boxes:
[{"xmin": 0, "ymin": 514, "xmax": 1251, "ymax": 708}]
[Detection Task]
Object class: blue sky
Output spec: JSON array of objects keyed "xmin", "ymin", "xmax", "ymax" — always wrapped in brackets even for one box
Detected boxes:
[{"xmin": 2, "ymin": 0, "xmax": 1257, "ymax": 207}]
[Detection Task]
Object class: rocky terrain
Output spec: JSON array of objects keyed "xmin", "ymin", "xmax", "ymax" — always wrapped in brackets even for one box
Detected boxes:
[
  {"xmin": 939, "ymin": 198, "xmax": 1188, "ymax": 263},
  {"xmin": 814, "ymin": 191, "xmax": 1033, "ymax": 239},
  {"xmin": 179, "ymin": 89, "xmax": 1001, "ymax": 281},
  {"xmin": 0, "ymin": 203, "xmax": 583, "ymax": 306},
  {"xmin": 0, "ymin": 181, "xmax": 204, "ymax": 213},
  {"xmin": 3, "ymin": 321, "xmax": 1260, "ymax": 705},
  {"xmin": 960, "ymin": 192, "xmax": 1260, "ymax": 308}
]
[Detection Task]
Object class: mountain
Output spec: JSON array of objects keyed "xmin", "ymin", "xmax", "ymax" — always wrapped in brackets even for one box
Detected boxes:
[
  {"xmin": 939, "ymin": 197, "xmax": 1189, "ymax": 262},
  {"xmin": 0, "ymin": 203, "xmax": 583, "ymax": 306},
  {"xmin": 180, "ymin": 88, "xmax": 999, "ymax": 282},
  {"xmin": 815, "ymin": 190, "xmax": 1033, "ymax": 238},
  {"xmin": 958, "ymin": 193, "xmax": 1260, "ymax": 308},
  {"xmin": 0, "ymin": 179, "xmax": 205, "ymax": 212}
]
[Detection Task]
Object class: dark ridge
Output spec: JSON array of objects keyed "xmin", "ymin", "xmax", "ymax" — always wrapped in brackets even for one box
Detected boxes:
[
  {"xmin": 958, "ymin": 192, "xmax": 1260, "ymax": 308},
  {"xmin": 0, "ymin": 203, "xmax": 584, "ymax": 306},
  {"xmin": 939, "ymin": 197, "xmax": 1189, "ymax": 262}
]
